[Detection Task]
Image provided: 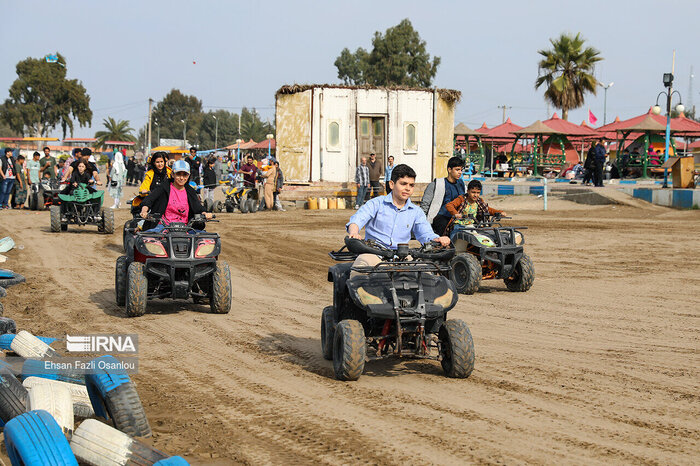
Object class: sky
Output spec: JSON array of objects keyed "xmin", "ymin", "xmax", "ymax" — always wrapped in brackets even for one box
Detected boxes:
[{"xmin": 2, "ymin": 0, "xmax": 699, "ymax": 141}]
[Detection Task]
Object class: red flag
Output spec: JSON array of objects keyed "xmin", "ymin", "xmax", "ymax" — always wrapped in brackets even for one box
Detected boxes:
[{"xmin": 588, "ymin": 109, "xmax": 598, "ymax": 125}]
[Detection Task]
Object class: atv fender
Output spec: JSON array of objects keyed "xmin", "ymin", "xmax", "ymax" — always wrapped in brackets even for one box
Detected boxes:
[{"xmin": 328, "ymin": 263, "xmax": 352, "ymax": 321}]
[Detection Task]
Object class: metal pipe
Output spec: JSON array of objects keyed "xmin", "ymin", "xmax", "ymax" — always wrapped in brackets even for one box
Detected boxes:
[{"xmin": 543, "ymin": 177, "xmax": 548, "ymax": 211}]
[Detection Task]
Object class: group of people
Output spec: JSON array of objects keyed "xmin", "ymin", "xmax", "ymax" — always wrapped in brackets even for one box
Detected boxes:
[
  {"xmin": 354, "ymin": 153, "xmax": 395, "ymax": 209},
  {"xmin": 346, "ymin": 156, "xmax": 503, "ymax": 268}
]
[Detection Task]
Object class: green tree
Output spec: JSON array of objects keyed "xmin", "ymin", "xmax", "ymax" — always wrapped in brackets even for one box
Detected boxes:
[
  {"xmin": 239, "ymin": 108, "xmax": 274, "ymax": 142},
  {"xmin": 0, "ymin": 53, "xmax": 92, "ymax": 137},
  {"xmin": 94, "ymin": 117, "xmax": 136, "ymax": 147},
  {"xmin": 535, "ymin": 33, "xmax": 602, "ymax": 120},
  {"xmin": 334, "ymin": 19, "xmax": 440, "ymax": 87},
  {"xmin": 151, "ymin": 89, "xmax": 203, "ymax": 146}
]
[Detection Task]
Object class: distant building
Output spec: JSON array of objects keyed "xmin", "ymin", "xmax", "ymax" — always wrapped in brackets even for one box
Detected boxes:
[{"xmin": 275, "ymin": 84, "xmax": 460, "ymax": 184}]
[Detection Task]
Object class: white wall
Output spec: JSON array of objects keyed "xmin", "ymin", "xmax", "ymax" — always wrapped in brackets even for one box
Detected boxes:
[{"xmin": 309, "ymin": 88, "xmax": 435, "ymax": 183}]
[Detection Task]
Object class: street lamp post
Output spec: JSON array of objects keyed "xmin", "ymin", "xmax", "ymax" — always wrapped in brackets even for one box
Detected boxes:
[
  {"xmin": 599, "ymin": 81, "xmax": 614, "ymax": 125},
  {"xmin": 652, "ymin": 73, "xmax": 684, "ymax": 189},
  {"xmin": 235, "ymin": 138, "xmax": 242, "ymax": 168},
  {"xmin": 154, "ymin": 119, "xmax": 159, "ymax": 147},
  {"xmin": 266, "ymin": 133, "xmax": 274, "ymax": 159},
  {"xmin": 213, "ymin": 115, "xmax": 218, "ymax": 150},
  {"xmin": 181, "ymin": 119, "xmax": 186, "ymax": 149}
]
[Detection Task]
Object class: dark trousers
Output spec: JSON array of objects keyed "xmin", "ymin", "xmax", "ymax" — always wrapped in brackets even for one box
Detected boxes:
[
  {"xmin": 431, "ymin": 214, "xmax": 451, "ymax": 236},
  {"xmin": 369, "ymin": 180, "xmax": 383, "ymax": 198},
  {"xmin": 593, "ymin": 160, "xmax": 604, "ymax": 187},
  {"xmin": 582, "ymin": 167, "xmax": 593, "ymax": 184}
]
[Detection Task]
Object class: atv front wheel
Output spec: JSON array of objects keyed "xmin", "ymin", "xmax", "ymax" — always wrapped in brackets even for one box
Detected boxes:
[
  {"xmin": 126, "ymin": 262, "xmax": 147, "ymax": 317},
  {"xmin": 115, "ymin": 256, "xmax": 128, "ymax": 306},
  {"xmin": 102, "ymin": 209, "xmax": 115, "ymax": 234},
  {"xmin": 504, "ymin": 254, "xmax": 534, "ymax": 292},
  {"xmin": 439, "ymin": 319, "xmax": 475, "ymax": 378},
  {"xmin": 239, "ymin": 199, "xmax": 249, "ymax": 213},
  {"xmin": 247, "ymin": 199, "xmax": 258, "ymax": 213},
  {"xmin": 50, "ymin": 206, "xmax": 61, "ymax": 232},
  {"xmin": 449, "ymin": 253, "xmax": 481, "ymax": 295},
  {"xmin": 210, "ymin": 261, "xmax": 231, "ymax": 314},
  {"xmin": 225, "ymin": 202, "xmax": 234, "ymax": 213},
  {"xmin": 333, "ymin": 320, "xmax": 365, "ymax": 381},
  {"xmin": 320, "ymin": 306, "xmax": 336, "ymax": 360}
]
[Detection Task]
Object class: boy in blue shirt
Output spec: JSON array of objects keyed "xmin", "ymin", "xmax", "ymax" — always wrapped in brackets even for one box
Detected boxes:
[{"xmin": 347, "ymin": 164, "xmax": 450, "ymax": 270}]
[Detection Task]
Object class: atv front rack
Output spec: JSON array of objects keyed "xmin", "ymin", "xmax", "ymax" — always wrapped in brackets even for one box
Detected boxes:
[{"xmin": 351, "ymin": 261, "xmax": 451, "ymax": 274}]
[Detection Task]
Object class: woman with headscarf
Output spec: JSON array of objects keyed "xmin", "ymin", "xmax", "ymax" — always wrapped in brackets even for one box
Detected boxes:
[
  {"xmin": 131, "ymin": 152, "xmax": 172, "ymax": 211},
  {"xmin": 109, "ymin": 152, "xmax": 126, "ymax": 208}
]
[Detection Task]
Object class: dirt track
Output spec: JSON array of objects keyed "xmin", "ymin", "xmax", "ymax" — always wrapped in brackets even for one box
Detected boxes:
[{"xmin": 1, "ymin": 194, "xmax": 699, "ymax": 464}]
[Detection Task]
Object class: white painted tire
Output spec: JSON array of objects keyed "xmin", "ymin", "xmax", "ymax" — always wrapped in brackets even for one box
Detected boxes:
[
  {"xmin": 10, "ymin": 330, "xmax": 58, "ymax": 358},
  {"xmin": 23, "ymin": 377, "xmax": 94, "ymax": 418},
  {"xmin": 26, "ymin": 383, "xmax": 74, "ymax": 438},
  {"xmin": 70, "ymin": 419, "xmax": 168, "ymax": 466}
]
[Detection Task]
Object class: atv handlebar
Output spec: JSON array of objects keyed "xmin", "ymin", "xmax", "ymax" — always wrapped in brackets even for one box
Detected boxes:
[{"xmin": 344, "ymin": 237, "xmax": 454, "ymax": 261}]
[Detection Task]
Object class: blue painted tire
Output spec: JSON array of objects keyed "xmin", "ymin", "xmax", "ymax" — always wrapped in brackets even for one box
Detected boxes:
[
  {"xmin": 0, "ymin": 334, "xmax": 56, "ymax": 351},
  {"xmin": 85, "ymin": 356, "xmax": 151, "ymax": 437},
  {"xmin": 21, "ymin": 359, "xmax": 85, "ymax": 385},
  {"xmin": 3, "ymin": 409, "xmax": 78, "ymax": 465},
  {"xmin": 155, "ymin": 456, "xmax": 191, "ymax": 465}
]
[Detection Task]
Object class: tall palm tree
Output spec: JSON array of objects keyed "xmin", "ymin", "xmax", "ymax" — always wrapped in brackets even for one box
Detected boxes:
[
  {"xmin": 535, "ymin": 33, "xmax": 602, "ymax": 120},
  {"xmin": 94, "ymin": 117, "xmax": 136, "ymax": 147}
]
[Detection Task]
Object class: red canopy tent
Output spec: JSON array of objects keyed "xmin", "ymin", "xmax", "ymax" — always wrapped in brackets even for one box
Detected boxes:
[{"xmin": 250, "ymin": 139, "xmax": 276, "ymax": 150}]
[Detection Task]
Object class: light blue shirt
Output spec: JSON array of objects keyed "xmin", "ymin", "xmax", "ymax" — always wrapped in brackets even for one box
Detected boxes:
[{"xmin": 347, "ymin": 193, "xmax": 438, "ymax": 249}]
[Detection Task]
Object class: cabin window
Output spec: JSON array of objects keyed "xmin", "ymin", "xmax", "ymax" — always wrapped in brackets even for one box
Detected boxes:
[
  {"xmin": 327, "ymin": 120, "xmax": 340, "ymax": 152},
  {"xmin": 373, "ymin": 119, "xmax": 383, "ymax": 137},
  {"xmin": 360, "ymin": 119, "xmax": 370, "ymax": 137},
  {"xmin": 404, "ymin": 122, "xmax": 417, "ymax": 152}
]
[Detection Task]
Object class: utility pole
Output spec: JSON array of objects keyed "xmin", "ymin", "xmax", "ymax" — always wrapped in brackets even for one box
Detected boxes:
[
  {"xmin": 497, "ymin": 105, "xmax": 512, "ymax": 123},
  {"xmin": 688, "ymin": 66, "xmax": 694, "ymax": 117},
  {"xmin": 147, "ymin": 98, "xmax": 153, "ymax": 160}
]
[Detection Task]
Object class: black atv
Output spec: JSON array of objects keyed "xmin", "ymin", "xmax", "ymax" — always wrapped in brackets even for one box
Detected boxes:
[
  {"xmin": 49, "ymin": 183, "xmax": 114, "ymax": 234},
  {"xmin": 447, "ymin": 213, "xmax": 534, "ymax": 294},
  {"xmin": 323, "ymin": 237, "xmax": 475, "ymax": 381},
  {"xmin": 115, "ymin": 214, "xmax": 231, "ymax": 317},
  {"xmin": 29, "ymin": 178, "xmax": 65, "ymax": 211}
]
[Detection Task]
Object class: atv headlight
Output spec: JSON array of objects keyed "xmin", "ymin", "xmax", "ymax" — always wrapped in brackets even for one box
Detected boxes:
[
  {"xmin": 143, "ymin": 238, "xmax": 167, "ymax": 257},
  {"xmin": 514, "ymin": 231, "xmax": 524, "ymax": 245},
  {"xmin": 195, "ymin": 239, "xmax": 217, "ymax": 258}
]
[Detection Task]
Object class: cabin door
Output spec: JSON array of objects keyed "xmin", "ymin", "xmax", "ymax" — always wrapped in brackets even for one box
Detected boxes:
[{"xmin": 358, "ymin": 116, "xmax": 386, "ymax": 167}]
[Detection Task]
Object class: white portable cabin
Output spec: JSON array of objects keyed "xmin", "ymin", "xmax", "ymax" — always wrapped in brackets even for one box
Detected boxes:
[{"xmin": 275, "ymin": 85, "xmax": 459, "ymax": 184}]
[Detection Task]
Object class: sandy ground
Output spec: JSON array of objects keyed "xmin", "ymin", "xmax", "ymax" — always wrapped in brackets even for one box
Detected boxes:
[{"xmin": 0, "ymin": 190, "xmax": 698, "ymax": 464}]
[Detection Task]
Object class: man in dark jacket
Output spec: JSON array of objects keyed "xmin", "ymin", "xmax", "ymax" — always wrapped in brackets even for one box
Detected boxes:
[
  {"xmin": 420, "ymin": 156, "xmax": 465, "ymax": 236},
  {"xmin": 187, "ymin": 147, "xmax": 201, "ymax": 185},
  {"xmin": 0, "ymin": 149, "xmax": 17, "ymax": 209},
  {"xmin": 593, "ymin": 139, "xmax": 607, "ymax": 187},
  {"xmin": 367, "ymin": 153, "xmax": 384, "ymax": 198},
  {"xmin": 582, "ymin": 144, "xmax": 596, "ymax": 186}
]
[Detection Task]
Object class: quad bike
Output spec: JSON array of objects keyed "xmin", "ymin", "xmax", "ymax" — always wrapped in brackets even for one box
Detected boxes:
[
  {"xmin": 115, "ymin": 214, "xmax": 231, "ymax": 317},
  {"xmin": 121, "ymin": 192, "xmax": 149, "ymax": 252},
  {"xmin": 28, "ymin": 178, "xmax": 66, "ymax": 211},
  {"xmin": 323, "ymin": 237, "xmax": 475, "ymax": 381},
  {"xmin": 49, "ymin": 183, "xmax": 114, "ymax": 234},
  {"xmin": 446, "ymin": 213, "xmax": 534, "ymax": 294},
  {"xmin": 220, "ymin": 182, "xmax": 259, "ymax": 214}
]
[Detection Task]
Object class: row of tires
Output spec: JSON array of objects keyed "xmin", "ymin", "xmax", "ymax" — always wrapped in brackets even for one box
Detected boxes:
[{"xmin": 0, "ymin": 328, "xmax": 188, "ymax": 465}]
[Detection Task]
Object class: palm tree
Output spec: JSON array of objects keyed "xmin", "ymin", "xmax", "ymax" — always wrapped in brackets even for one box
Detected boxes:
[
  {"xmin": 94, "ymin": 117, "xmax": 136, "ymax": 148},
  {"xmin": 535, "ymin": 33, "xmax": 602, "ymax": 120}
]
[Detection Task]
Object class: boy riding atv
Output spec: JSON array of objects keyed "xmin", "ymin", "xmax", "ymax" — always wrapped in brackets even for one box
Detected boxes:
[
  {"xmin": 324, "ymin": 164, "xmax": 475, "ymax": 381},
  {"xmin": 444, "ymin": 179, "xmax": 534, "ymax": 294}
]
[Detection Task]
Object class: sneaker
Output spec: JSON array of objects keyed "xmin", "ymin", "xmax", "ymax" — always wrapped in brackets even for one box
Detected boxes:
[{"xmin": 354, "ymin": 205, "xmax": 359, "ymax": 210}]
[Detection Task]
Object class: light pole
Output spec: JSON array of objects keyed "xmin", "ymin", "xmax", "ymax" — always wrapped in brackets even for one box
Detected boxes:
[
  {"xmin": 154, "ymin": 119, "xmax": 160, "ymax": 146},
  {"xmin": 235, "ymin": 138, "xmax": 242, "ymax": 168},
  {"xmin": 181, "ymin": 119, "xmax": 186, "ymax": 149},
  {"xmin": 266, "ymin": 133, "xmax": 274, "ymax": 159},
  {"xmin": 213, "ymin": 115, "xmax": 218, "ymax": 150},
  {"xmin": 599, "ymin": 81, "xmax": 614, "ymax": 125},
  {"xmin": 652, "ymin": 74, "xmax": 684, "ymax": 188}
]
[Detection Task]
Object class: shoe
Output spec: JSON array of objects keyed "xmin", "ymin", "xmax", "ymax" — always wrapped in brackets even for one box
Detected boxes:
[{"xmin": 354, "ymin": 205, "xmax": 359, "ymax": 209}]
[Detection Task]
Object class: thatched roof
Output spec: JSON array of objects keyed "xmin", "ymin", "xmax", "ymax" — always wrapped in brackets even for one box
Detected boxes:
[
  {"xmin": 454, "ymin": 123, "xmax": 482, "ymax": 136},
  {"xmin": 512, "ymin": 120, "xmax": 562, "ymax": 135},
  {"xmin": 276, "ymin": 84, "xmax": 461, "ymax": 104}
]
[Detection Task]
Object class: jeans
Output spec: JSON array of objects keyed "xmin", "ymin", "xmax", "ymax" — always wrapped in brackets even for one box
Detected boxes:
[
  {"xmin": 369, "ymin": 180, "xmax": 383, "ymax": 198},
  {"xmin": 356, "ymin": 185, "xmax": 368, "ymax": 207},
  {"xmin": 0, "ymin": 178, "xmax": 14, "ymax": 207}
]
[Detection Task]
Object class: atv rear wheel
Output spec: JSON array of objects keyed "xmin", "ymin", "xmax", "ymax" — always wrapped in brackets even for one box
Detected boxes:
[
  {"xmin": 449, "ymin": 253, "xmax": 481, "ymax": 295},
  {"xmin": 126, "ymin": 262, "xmax": 147, "ymax": 317},
  {"xmin": 321, "ymin": 306, "xmax": 336, "ymax": 360},
  {"xmin": 439, "ymin": 319, "xmax": 475, "ymax": 378},
  {"xmin": 50, "ymin": 205, "xmax": 61, "ymax": 232},
  {"xmin": 115, "ymin": 256, "xmax": 128, "ymax": 306},
  {"xmin": 239, "ymin": 199, "xmax": 249, "ymax": 213},
  {"xmin": 225, "ymin": 202, "xmax": 234, "ymax": 213},
  {"xmin": 504, "ymin": 254, "xmax": 534, "ymax": 292},
  {"xmin": 210, "ymin": 261, "xmax": 231, "ymax": 314},
  {"xmin": 102, "ymin": 209, "xmax": 115, "ymax": 234},
  {"xmin": 247, "ymin": 199, "xmax": 258, "ymax": 213},
  {"xmin": 332, "ymin": 320, "xmax": 365, "ymax": 381}
]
